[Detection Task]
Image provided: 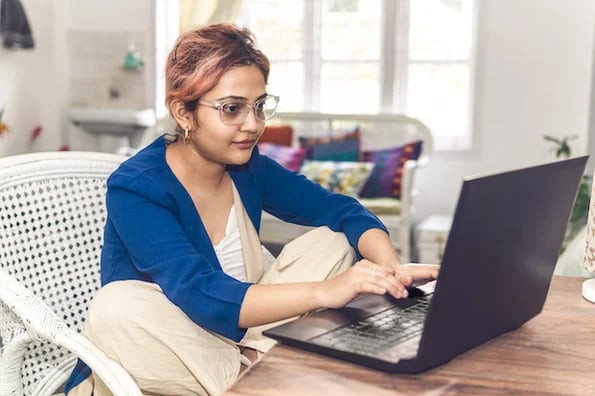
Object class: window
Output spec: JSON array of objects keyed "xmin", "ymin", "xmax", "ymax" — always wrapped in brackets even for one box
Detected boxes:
[{"xmin": 173, "ymin": 0, "xmax": 477, "ymax": 150}]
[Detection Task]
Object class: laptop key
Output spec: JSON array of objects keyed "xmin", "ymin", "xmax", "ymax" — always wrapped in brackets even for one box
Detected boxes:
[{"xmin": 309, "ymin": 296, "xmax": 431, "ymax": 357}]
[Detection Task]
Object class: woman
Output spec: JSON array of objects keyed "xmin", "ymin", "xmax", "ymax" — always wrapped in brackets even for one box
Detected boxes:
[{"xmin": 66, "ymin": 23, "xmax": 438, "ymax": 395}]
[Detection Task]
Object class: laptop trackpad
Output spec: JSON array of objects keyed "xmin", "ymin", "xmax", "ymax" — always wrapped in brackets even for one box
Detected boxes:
[{"xmin": 269, "ymin": 293, "xmax": 417, "ymax": 341}]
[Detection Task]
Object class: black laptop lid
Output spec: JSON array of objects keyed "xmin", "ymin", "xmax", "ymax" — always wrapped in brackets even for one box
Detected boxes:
[{"xmin": 414, "ymin": 156, "xmax": 588, "ymax": 369}]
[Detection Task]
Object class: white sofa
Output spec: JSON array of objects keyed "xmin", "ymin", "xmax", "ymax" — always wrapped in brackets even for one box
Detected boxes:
[{"xmin": 259, "ymin": 112, "xmax": 433, "ymax": 263}]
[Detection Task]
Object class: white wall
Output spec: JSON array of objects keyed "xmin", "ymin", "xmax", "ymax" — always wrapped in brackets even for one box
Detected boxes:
[
  {"xmin": 0, "ymin": 0, "xmax": 62, "ymax": 154},
  {"xmin": 0, "ymin": 0, "xmax": 153, "ymax": 154},
  {"xmin": 414, "ymin": 0, "xmax": 595, "ymax": 223},
  {"xmin": 62, "ymin": 0, "xmax": 154, "ymax": 151},
  {"xmin": 66, "ymin": 1, "xmax": 151, "ymax": 31}
]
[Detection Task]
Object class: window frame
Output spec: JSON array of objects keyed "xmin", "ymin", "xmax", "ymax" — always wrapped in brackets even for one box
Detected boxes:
[
  {"xmin": 160, "ymin": 0, "xmax": 478, "ymax": 151},
  {"xmin": 255, "ymin": 0, "xmax": 477, "ymax": 151}
]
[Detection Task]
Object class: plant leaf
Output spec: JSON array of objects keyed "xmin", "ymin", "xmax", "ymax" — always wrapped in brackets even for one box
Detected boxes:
[{"xmin": 543, "ymin": 134, "xmax": 561, "ymax": 144}]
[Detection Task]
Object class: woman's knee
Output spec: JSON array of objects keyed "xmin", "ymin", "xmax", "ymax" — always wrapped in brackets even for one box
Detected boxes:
[
  {"xmin": 84, "ymin": 281, "xmax": 239, "ymax": 395},
  {"xmin": 289, "ymin": 226, "xmax": 355, "ymax": 260},
  {"xmin": 86, "ymin": 280, "xmax": 160, "ymax": 332}
]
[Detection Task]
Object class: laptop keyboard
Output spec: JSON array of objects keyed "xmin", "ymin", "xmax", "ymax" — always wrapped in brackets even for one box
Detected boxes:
[{"xmin": 308, "ymin": 295, "xmax": 432, "ymax": 357}]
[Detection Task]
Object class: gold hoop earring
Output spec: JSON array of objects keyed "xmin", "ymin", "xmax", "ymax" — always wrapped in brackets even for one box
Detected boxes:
[{"xmin": 184, "ymin": 127, "xmax": 190, "ymax": 144}]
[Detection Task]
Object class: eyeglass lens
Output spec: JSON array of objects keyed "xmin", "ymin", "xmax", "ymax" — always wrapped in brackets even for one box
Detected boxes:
[{"xmin": 219, "ymin": 96, "xmax": 278, "ymax": 125}]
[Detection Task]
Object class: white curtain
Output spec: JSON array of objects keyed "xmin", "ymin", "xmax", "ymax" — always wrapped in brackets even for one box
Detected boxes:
[{"xmin": 179, "ymin": 0, "xmax": 244, "ymax": 32}]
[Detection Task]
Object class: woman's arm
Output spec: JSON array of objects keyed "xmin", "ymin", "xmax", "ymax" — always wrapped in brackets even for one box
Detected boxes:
[
  {"xmin": 238, "ymin": 236, "xmax": 439, "ymax": 328},
  {"xmin": 357, "ymin": 228, "xmax": 439, "ymax": 296},
  {"xmin": 238, "ymin": 259, "xmax": 407, "ymax": 328},
  {"xmin": 357, "ymin": 228, "xmax": 402, "ymax": 268},
  {"xmin": 254, "ymin": 153, "xmax": 388, "ymax": 255},
  {"xmin": 240, "ymin": 154, "xmax": 437, "ymax": 326}
]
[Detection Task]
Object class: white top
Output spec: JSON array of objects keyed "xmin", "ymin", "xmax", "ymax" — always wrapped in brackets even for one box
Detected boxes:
[{"xmin": 213, "ymin": 205, "xmax": 247, "ymax": 281}]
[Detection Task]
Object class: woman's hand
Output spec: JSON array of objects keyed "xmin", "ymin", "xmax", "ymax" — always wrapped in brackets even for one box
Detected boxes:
[
  {"xmin": 315, "ymin": 260, "xmax": 406, "ymax": 308},
  {"xmin": 315, "ymin": 260, "xmax": 440, "ymax": 309}
]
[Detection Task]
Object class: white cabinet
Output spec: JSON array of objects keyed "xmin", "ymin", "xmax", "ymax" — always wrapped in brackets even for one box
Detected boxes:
[{"xmin": 415, "ymin": 215, "xmax": 452, "ymax": 264}]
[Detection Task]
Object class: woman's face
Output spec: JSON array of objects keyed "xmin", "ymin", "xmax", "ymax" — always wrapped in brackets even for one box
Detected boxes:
[{"xmin": 188, "ymin": 65, "xmax": 268, "ymax": 167}]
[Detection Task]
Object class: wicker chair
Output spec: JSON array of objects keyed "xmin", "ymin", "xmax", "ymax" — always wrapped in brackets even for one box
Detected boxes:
[{"xmin": 0, "ymin": 152, "xmax": 141, "ymax": 396}]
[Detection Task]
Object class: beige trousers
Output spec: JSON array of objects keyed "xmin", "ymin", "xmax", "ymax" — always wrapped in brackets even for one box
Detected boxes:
[{"xmin": 70, "ymin": 186, "xmax": 356, "ymax": 396}]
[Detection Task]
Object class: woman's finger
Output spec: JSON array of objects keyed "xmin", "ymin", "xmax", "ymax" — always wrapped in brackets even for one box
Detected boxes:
[
  {"xmin": 371, "ymin": 269, "xmax": 409, "ymax": 299},
  {"xmin": 399, "ymin": 265, "xmax": 439, "ymax": 280},
  {"xmin": 352, "ymin": 261, "xmax": 411, "ymax": 299}
]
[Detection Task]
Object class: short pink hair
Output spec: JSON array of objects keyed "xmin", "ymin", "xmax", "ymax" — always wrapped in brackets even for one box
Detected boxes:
[{"xmin": 165, "ymin": 24, "xmax": 270, "ymax": 119}]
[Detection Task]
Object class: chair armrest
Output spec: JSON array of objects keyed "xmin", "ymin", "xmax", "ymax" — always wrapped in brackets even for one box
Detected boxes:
[
  {"xmin": 400, "ymin": 159, "xmax": 418, "ymax": 220},
  {"xmin": 396, "ymin": 159, "xmax": 420, "ymax": 263},
  {"xmin": 0, "ymin": 269, "xmax": 142, "ymax": 396}
]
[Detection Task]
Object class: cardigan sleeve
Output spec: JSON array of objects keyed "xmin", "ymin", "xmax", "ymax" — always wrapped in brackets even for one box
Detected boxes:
[
  {"xmin": 252, "ymin": 152, "xmax": 388, "ymax": 255},
  {"xmin": 104, "ymin": 173, "xmax": 251, "ymax": 341}
]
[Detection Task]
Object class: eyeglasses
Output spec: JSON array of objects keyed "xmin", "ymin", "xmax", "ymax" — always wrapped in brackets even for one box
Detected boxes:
[{"xmin": 197, "ymin": 95, "xmax": 279, "ymax": 126}]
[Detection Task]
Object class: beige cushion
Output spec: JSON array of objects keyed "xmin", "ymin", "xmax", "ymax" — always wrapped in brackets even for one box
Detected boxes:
[{"xmin": 357, "ymin": 197, "xmax": 401, "ymax": 215}]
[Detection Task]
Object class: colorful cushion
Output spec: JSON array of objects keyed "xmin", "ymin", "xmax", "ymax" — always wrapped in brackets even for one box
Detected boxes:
[
  {"xmin": 299, "ymin": 160, "xmax": 374, "ymax": 196},
  {"xmin": 257, "ymin": 142, "xmax": 306, "ymax": 172},
  {"xmin": 260, "ymin": 125, "xmax": 293, "ymax": 147},
  {"xmin": 298, "ymin": 127, "xmax": 360, "ymax": 161},
  {"xmin": 359, "ymin": 140, "xmax": 423, "ymax": 199}
]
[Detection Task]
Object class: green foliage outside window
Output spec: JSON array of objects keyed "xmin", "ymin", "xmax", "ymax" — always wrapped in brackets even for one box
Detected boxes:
[{"xmin": 544, "ymin": 134, "xmax": 592, "ymax": 252}]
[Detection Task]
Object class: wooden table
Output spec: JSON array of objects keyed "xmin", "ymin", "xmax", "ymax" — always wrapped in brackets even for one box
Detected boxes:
[{"xmin": 224, "ymin": 276, "xmax": 595, "ymax": 395}]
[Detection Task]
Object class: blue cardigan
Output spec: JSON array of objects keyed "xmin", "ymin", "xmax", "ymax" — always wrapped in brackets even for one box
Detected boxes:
[{"xmin": 66, "ymin": 135, "xmax": 386, "ymax": 392}]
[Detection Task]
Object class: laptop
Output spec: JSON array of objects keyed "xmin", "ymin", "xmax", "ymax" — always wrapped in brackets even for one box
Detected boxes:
[{"xmin": 263, "ymin": 156, "xmax": 588, "ymax": 373}]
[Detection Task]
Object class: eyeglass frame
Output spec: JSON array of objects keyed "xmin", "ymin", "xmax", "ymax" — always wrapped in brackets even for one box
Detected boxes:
[{"xmin": 196, "ymin": 94, "xmax": 280, "ymax": 125}]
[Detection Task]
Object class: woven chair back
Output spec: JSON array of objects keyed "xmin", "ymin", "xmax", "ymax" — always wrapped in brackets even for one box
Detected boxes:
[{"xmin": 0, "ymin": 151, "xmax": 124, "ymax": 394}]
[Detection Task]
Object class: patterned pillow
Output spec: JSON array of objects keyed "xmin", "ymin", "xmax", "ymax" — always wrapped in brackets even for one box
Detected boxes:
[
  {"xmin": 257, "ymin": 142, "xmax": 306, "ymax": 172},
  {"xmin": 299, "ymin": 160, "xmax": 375, "ymax": 196},
  {"xmin": 298, "ymin": 127, "xmax": 360, "ymax": 161},
  {"xmin": 359, "ymin": 140, "xmax": 423, "ymax": 199}
]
